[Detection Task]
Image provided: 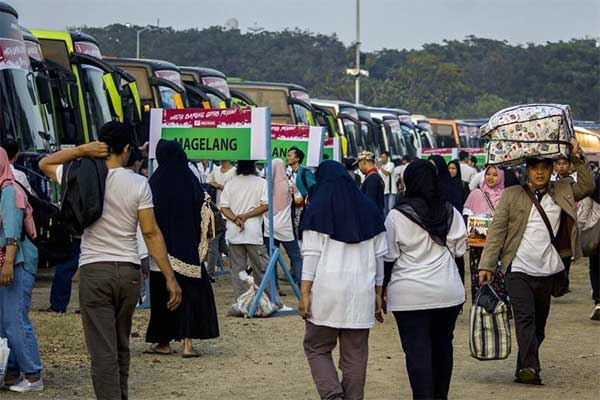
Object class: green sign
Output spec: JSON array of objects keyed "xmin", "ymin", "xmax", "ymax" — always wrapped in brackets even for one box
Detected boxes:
[
  {"xmin": 162, "ymin": 127, "xmax": 252, "ymax": 160},
  {"xmin": 270, "ymin": 139, "xmax": 309, "ymax": 164},
  {"xmin": 149, "ymin": 108, "xmax": 268, "ymax": 161}
]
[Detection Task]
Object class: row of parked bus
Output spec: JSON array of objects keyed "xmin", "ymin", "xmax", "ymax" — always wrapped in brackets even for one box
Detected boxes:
[{"xmin": 2, "ymin": 1, "xmax": 600, "ymax": 199}]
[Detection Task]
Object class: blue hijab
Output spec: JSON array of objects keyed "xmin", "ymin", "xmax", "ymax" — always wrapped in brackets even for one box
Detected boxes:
[
  {"xmin": 149, "ymin": 140, "xmax": 203, "ymax": 265},
  {"xmin": 300, "ymin": 160, "xmax": 385, "ymax": 243}
]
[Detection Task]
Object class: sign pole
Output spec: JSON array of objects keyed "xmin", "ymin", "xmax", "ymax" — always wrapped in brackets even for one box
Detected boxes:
[{"xmin": 248, "ymin": 109, "xmax": 301, "ymax": 318}]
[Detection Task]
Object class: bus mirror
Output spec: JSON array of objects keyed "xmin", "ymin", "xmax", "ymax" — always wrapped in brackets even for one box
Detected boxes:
[{"xmin": 35, "ymin": 75, "xmax": 52, "ymax": 105}]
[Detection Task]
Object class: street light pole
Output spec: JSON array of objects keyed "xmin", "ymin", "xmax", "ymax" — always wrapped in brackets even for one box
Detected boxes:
[
  {"xmin": 135, "ymin": 26, "xmax": 152, "ymax": 59},
  {"xmin": 355, "ymin": 0, "xmax": 361, "ymax": 104}
]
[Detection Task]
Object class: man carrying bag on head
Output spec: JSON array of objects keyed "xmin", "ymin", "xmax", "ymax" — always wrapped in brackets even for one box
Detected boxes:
[{"xmin": 478, "ymin": 138, "xmax": 595, "ymax": 385}]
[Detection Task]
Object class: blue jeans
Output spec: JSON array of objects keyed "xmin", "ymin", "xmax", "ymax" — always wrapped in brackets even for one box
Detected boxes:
[
  {"xmin": 49, "ymin": 238, "xmax": 81, "ymax": 312},
  {"xmin": 0, "ymin": 264, "xmax": 42, "ymax": 379},
  {"xmin": 384, "ymin": 193, "xmax": 397, "ymax": 215},
  {"xmin": 265, "ymin": 238, "xmax": 303, "ymax": 285}
]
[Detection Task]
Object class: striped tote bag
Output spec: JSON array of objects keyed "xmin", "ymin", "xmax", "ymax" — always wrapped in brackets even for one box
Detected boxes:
[{"xmin": 469, "ymin": 283, "xmax": 512, "ymax": 360}]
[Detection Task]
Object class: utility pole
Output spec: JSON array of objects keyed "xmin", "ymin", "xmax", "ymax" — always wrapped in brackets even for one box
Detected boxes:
[
  {"xmin": 355, "ymin": 0, "xmax": 361, "ymax": 104},
  {"xmin": 135, "ymin": 26, "xmax": 153, "ymax": 59}
]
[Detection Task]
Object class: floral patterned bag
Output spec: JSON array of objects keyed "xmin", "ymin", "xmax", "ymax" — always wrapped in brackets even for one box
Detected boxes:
[{"xmin": 481, "ymin": 104, "xmax": 574, "ymax": 167}]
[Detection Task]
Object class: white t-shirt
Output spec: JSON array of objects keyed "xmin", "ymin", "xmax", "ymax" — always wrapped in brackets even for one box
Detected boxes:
[
  {"xmin": 379, "ymin": 161, "xmax": 396, "ymax": 195},
  {"xmin": 11, "ymin": 165, "xmax": 32, "ymax": 193},
  {"xmin": 384, "ymin": 207, "xmax": 466, "ymax": 312},
  {"xmin": 219, "ymin": 174, "xmax": 268, "ymax": 245},
  {"xmin": 208, "ymin": 165, "xmax": 237, "ymax": 204},
  {"xmin": 469, "ymin": 170, "xmax": 485, "ymax": 191},
  {"xmin": 301, "ymin": 230, "xmax": 388, "ymax": 329},
  {"xmin": 188, "ymin": 162, "xmax": 204, "ymax": 184},
  {"xmin": 56, "ymin": 166, "xmax": 153, "ymax": 267},
  {"xmin": 263, "ymin": 202, "xmax": 294, "ymax": 242},
  {"xmin": 394, "ymin": 164, "xmax": 407, "ymax": 180},
  {"xmin": 511, "ymin": 193, "xmax": 565, "ymax": 276},
  {"xmin": 460, "ymin": 162, "xmax": 477, "ymax": 184}
]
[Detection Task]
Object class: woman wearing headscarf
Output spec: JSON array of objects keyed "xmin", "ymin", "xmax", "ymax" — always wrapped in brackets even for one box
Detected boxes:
[
  {"xmin": 384, "ymin": 159, "xmax": 466, "ymax": 400},
  {"xmin": 0, "ymin": 148, "xmax": 43, "ymax": 392},
  {"xmin": 263, "ymin": 159, "xmax": 303, "ymax": 285},
  {"xmin": 463, "ymin": 165, "xmax": 507, "ymax": 302},
  {"xmin": 145, "ymin": 140, "xmax": 219, "ymax": 357},
  {"xmin": 299, "ymin": 160, "xmax": 387, "ymax": 400},
  {"xmin": 447, "ymin": 160, "xmax": 470, "ymax": 212},
  {"xmin": 463, "ymin": 165, "xmax": 505, "ymax": 216}
]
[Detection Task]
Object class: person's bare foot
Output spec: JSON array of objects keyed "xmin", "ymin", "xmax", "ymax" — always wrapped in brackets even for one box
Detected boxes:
[{"xmin": 182, "ymin": 338, "xmax": 199, "ymax": 357}]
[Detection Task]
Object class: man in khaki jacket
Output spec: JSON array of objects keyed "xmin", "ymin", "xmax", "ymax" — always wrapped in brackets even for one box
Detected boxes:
[{"xmin": 479, "ymin": 139, "xmax": 595, "ymax": 385}]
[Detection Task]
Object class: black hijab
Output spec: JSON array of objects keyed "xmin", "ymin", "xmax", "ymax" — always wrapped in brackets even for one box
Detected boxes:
[
  {"xmin": 300, "ymin": 160, "xmax": 385, "ymax": 244},
  {"xmin": 447, "ymin": 159, "xmax": 467, "ymax": 212},
  {"xmin": 394, "ymin": 159, "xmax": 453, "ymax": 246},
  {"xmin": 149, "ymin": 140, "xmax": 203, "ymax": 265},
  {"xmin": 428, "ymin": 155, "xmax": 450, "ymax": 203}
]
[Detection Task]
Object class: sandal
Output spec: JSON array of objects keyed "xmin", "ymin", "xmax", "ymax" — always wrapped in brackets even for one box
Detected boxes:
[
  {"xmin": 143, "ymin": 345, "xmax": 175, "ymax": 355},
  {"xmin": 182, "ymin": 352, "xmax": 201, "ymax": 358}
]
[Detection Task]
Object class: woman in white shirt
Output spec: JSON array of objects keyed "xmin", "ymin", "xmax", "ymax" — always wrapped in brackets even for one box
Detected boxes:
[
  {"xmin": 263, "ymin": 159, "xmax": 302, "ymax": 285},
  {"xmin": 299, "ymin": 160, "xmax": 387, "ymax": 400},
  {"xmin": 384, "ymin": 159, "xmax": 466, "ymax": 400}
]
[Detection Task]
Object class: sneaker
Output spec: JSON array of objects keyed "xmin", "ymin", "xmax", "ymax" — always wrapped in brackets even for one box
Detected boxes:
[
  {"xmin": 591, "ymin": 304, "xmax": 600, "ymax": 321},
  {"xmin": 9, "ymin": 378, "xmax": 43, "ymax": 393}
]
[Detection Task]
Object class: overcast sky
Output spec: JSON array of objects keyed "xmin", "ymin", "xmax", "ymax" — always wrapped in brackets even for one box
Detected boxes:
[{"xmin": 11, "ymin": 0, "xmax": 600, "ymax": 51}]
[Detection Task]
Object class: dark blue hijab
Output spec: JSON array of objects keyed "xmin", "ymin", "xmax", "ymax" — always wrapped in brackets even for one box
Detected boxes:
[
  {"xmin": 149, "ymin": 140, "xmax": 203, "ymax": 265},
  {"xmin": 300, "ymin": 160, "xmax": 385, "ymax": 243}
]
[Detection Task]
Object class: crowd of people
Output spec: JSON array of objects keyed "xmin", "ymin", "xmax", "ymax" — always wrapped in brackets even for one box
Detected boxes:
[{"xmin": 0, "ymin": 120, "xmax": 598, "ymax": 400}]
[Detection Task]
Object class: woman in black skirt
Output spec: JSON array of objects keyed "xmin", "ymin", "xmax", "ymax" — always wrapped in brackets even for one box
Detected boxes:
[{"xmin": 145, "ymin": 140, "xmax": 219, "ymax": 357}]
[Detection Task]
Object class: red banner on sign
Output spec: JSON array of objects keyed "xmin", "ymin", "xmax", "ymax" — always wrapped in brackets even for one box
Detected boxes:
[
  {"xmin": 271, "ymin": 124, "xmax": 310, "ymax": 139},
  {"xmin": 161, "ymin": 108, "xmax": 252, "ymax": 127},
  {"xmin": 0, "ymin": 39, "xmax": 30, "ymax": 71}
]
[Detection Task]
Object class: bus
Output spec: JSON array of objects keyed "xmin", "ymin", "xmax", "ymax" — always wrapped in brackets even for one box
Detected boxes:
[
  {"xmin": 32, "ymin": 30, "xmax": 131, "ymax": 145},
  {"xmin": 354, "ymin": 105, "xmax": 387, "ymax": 157},
  {"xmin": 179, "ymin": 66, "xmax": 231, "ymax": 109},
  {"xmin": 312, "ymin": 99, "xmax": 364, "ymax": 158},
  {"xmin": 106, "ymin": 58, "xmax": 186, "ymax": 141},
  {"xmin": 575, "ymin": 126, "xmax": 600, "ymax": 161},
  {"xmin": 228, "ymin": 81, "xmax": 316, "ymax": 126}
]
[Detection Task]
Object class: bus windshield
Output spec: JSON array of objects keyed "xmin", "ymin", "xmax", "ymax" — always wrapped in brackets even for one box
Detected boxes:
[
  {"xmin": 431, "ymin": 123, "xmax": 456, "ymax": 148},
  {"xmin": 0, "ymin": 38, "xmax": 46, "ymax": 151},
  {"xmin": 384, "ymin": 119, "xmax": 406, "ymax": 156},
  {"xmin": 400, "ymin": 124, "xmax": 418, "ymax": 159},
  {"xmin": 292, "ymin": 103, "xmax": 314, "ymax": 125},
  {"xmin": 81, "ymin": 64, "xmax": 113, "ymax": 140},
  {"xmin": 0, "ymin": 68, "xmax": 47, "ymax": 151}
]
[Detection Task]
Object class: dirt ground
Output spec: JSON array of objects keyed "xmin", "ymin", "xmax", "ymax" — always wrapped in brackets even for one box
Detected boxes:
[{"xmin": 2, "ymin": 258, "xmax": 599, "ymax": 400}]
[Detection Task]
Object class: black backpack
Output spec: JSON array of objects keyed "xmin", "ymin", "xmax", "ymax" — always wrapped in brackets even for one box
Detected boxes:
[{"xmin": 60, "ymin": 158, "xmax": 108, "ymax": 235}]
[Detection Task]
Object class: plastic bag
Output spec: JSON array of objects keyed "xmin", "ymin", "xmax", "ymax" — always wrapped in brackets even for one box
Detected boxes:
[
  {"xmin": 0, "ymin": 337, "xmax": 10, "ymax": 389},
  {"xmin": 231, "ymin": 272, "xmax": 280, "ymax": 317}
]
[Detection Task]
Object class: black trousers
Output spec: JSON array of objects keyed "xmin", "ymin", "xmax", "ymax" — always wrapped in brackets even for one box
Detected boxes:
[
  {"xmin": 506, "ymin": 271, "xmax": 557, "ymax": 374},
  {"xmin": 393, "ymin": 305, "xmax": 462, "ymax": 400}
]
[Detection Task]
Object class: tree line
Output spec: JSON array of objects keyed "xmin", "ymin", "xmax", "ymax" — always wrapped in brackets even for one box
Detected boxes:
[{"xmin": 78, "ymin": 24, "xmax": 600, "ymax": 120}]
